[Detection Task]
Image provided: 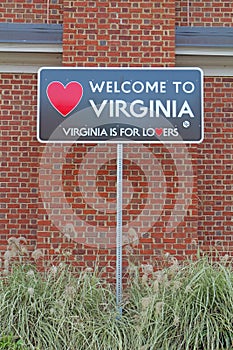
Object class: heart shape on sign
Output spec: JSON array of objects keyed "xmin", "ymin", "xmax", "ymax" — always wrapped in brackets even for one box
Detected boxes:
[
  {"xmin": 155, "ymin": 128, "xmax": 163, "ymax": 136},
  {"xmin": 46, "ymin": 81, "xmax": 83, "ymax": 117}
]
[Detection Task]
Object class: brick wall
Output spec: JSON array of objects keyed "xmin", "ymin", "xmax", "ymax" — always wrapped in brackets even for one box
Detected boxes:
[
  {"xmin": 176, "ymin": 1, "xmax": 233, "ymax": 26},
  {"xmin": 0, "ymin": 0, "xmax": 63, "ymax": 24},
  {"xmin": 0, "ymin": 1, "xmax": 232, "ymax": 275},
  {"xmin": 36, "ymin": 142, "xmax": 198, "ymax": 273},
  {"xmin": 198, "ymin": 77, "xmax": 233, "ymax": 252},
  {"xmin": 0, "ymin": 74, "xmax": 38, "ymax": 254},
  {"xmin": 176, "ymin": 2, "xmax": 233, "ymax": 253},
  {"xmin": 63, "ymin": 0, "xmax": 175, "ymax": 67}
]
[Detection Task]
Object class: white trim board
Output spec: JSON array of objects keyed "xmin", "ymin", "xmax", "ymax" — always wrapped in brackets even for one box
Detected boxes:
[
  {"xmin": 176, "ymin": 54, "xmax": 233, "ymax": 76},
  {"xmin": 0, "ymin": 51, "xmax": 62, "ymax": 73},
  {"xmin": 176, "ymin": 46, "xmax": 233, "ymax": 57},
  {"xmin": 0, "ymin": 43, "xmax": 62, "ymax": 53}
]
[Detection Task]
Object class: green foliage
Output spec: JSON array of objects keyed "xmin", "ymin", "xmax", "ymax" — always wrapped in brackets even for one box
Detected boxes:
[
  {"xmin": 0, "ymin": 254, "xmax": 232, "ymax": 349},
  {"xmin": 0, "ymin": 334, "xmax": 24, "ymax": 350}
]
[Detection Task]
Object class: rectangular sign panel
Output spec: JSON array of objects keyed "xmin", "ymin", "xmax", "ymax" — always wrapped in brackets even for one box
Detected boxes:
[{"xmin": 37, "ymin": 67, "xmax": 203, "ymax": 143}]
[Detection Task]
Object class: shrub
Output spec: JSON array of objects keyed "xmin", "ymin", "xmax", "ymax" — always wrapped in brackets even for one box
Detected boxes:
[
  {"xmin": 127, "ymin": 254, "xmax": 233, "ymax": 350},
  {"xmin": 0, "ymin": 246, "xmax": 232, "ymax": 349},
  {"xmin": 0, "ymin": 263, "xmax": 134, "ymax": 350}
]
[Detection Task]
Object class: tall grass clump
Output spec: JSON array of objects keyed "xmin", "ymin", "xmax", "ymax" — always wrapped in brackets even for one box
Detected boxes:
[
  {"xmin": 127, "ymin": 254, "xmax": 233, "ymax": 350},
  {"xmin": 0, "ymin": 238, "xmax": 232, "ymax": 350},
  {"xmin": 0, "ymin": 263, "xmax": 134, "ymax": 350}
]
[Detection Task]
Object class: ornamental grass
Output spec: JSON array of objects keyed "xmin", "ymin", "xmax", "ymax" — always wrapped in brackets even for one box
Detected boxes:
[{"xmin": 0, "ymin": 238, "xmax": 232, "ymax": 349}]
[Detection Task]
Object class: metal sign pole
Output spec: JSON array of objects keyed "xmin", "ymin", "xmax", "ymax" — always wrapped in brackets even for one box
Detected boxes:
[{"xmin": 116, "ymin": 143, "xmax": 123, "ymax": 316}]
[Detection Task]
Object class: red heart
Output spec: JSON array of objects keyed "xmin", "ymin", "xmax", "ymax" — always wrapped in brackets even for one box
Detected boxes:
[
  {"xmin": 46, "ymin": 81, "xmax": 83, "ymax": 117},
  {"xmin": 155, "ymin": 128, "xmax": 163, "ymax": 136}
]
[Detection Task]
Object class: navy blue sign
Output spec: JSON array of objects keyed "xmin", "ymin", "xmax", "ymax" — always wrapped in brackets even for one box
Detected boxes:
[{"xmin": 37, "ymin": 68, "xmax": 203, "ymax": 143}]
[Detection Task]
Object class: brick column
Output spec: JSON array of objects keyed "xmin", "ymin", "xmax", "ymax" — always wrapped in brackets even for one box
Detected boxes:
[{"xmin": 62, "ymin": 0, "xmax": 175, "ymax": 67}]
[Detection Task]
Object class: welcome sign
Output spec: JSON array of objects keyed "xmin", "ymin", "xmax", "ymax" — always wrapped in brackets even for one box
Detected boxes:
[{"xmin": 37, "ymin": 67, "xmax": 203, "ymax": 143}]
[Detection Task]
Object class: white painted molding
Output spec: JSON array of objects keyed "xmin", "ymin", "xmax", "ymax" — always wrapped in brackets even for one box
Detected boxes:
[
  {"xmin": 176, "ymin": 49, "xmax": 233, "ymax": 76},
  {"xmin": 0, "ymin": 51, "xmax": 62, "ymax": 73},
  {"xmin": 0, "ymin": 43, "xmax": 63, "ymax": 53},
  {"xmin": 176, "ymin": 46, "xmax": 233, "ymax": 57}
]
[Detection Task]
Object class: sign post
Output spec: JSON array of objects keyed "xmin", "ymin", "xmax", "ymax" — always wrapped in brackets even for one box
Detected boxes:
[
  {"xmin": 116, "ymin": 143, "xmax": 123, "ymax": 316},
  {"xmin": 37, "ymin": 67, "xmax": 204, "ymax": 316}
]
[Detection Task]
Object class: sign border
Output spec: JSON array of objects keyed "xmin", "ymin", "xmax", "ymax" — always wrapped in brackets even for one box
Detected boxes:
[{"xmin": 37, "ymin": 67, "xmax": 204, "ymax": 144}]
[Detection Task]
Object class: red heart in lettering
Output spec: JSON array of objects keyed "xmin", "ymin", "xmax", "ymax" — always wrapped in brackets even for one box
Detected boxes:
[
  {"xmin": 155, "ymin": 128, "xmax": 163, "ymax": 136},
  {"xmin": 46, "ymin": 81, "xmax": 83, "ymax": 117}
]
